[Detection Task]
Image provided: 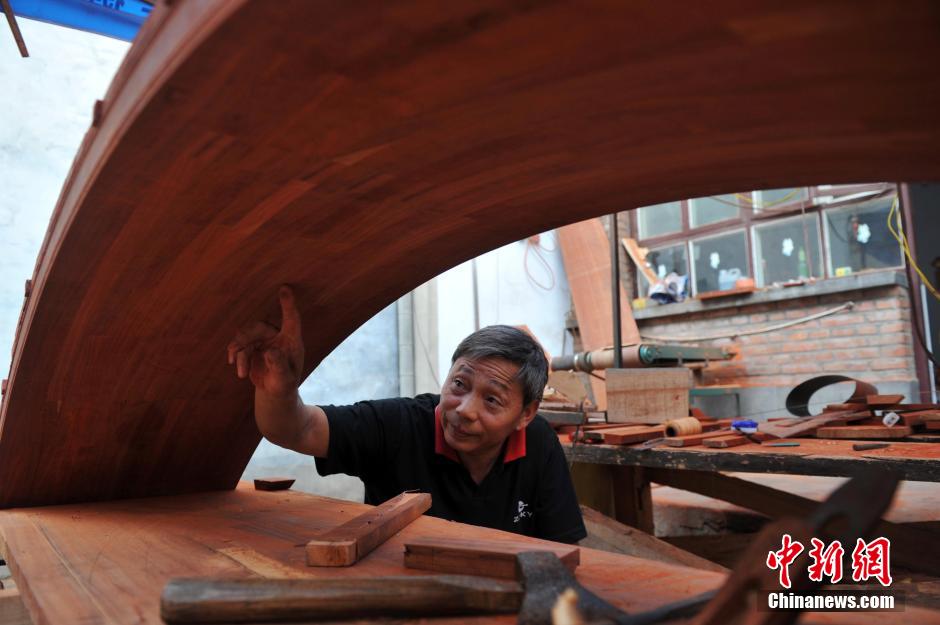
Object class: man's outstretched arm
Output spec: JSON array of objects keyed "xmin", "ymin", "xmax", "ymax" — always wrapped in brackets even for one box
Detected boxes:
[{"xmin": 226, "ymin": 286, "xmax": 330, "ymax": 458}]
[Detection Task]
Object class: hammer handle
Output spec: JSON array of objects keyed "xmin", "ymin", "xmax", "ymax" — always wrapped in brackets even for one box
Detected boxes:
[{"xmin": 161, "ymin": 575, "xmax": 523, "ymax": 623}]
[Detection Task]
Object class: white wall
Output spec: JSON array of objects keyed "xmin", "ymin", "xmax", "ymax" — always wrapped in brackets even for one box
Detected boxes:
[
  {"xmin": 0, "ymin": 19, "xmax": 129, "ymax": 377},
  {"xmin": 435, "ymin": 231, "xmax": 572, "ymax": 384}
]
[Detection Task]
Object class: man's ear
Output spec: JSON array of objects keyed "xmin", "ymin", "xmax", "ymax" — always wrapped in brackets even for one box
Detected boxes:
[{"xmin": 516, "ymin": 401, "xmax": 539, "ymax": 430}]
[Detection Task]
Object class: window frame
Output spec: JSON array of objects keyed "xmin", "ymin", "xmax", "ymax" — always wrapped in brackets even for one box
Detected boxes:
[{"xmin": 628, "ymin": 184, "xmax": 898, "ymax": 297}]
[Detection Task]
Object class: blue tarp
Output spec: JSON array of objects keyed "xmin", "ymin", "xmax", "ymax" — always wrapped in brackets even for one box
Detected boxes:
[{"xmin": 3, "ymin": 0, "xmax": 151, "ymax": 41}]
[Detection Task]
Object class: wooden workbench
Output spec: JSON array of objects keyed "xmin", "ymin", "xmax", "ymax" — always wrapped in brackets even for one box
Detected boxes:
[
  {"xmin": 564, "ymin": 438, "xmax": 940, "ymax": 483},
  {"xmin": 2, "ymin": 483, "xmax": 937, "ymax": 624}
]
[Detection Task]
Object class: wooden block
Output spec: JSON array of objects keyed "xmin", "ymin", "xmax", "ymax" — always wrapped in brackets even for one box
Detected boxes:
[
  {"xmin": 823, "ymin": 403, "xmax": 864, "ymax": 412},
  {"xmin": 403, "ymin": 538, "xmax": 579, "ymax": 580},
  {"xmin": 815, "ymin": 425, "xmax": 913, "ymax": 439},
  {"xmin": 600, "ymin": 425, "xmax": 665, "ymax": 445},
  {"xmin": 605, "ymin": 368, "xmax": 691, "ymax": 424},
  {"xmin": 664, "ymin": 429, "xmax": 732, "ymax": 447},
  {"xmin": 306, "ymin": 492, "xmax": 431, "ymax": 567},
  {"xmin": 865, "ymin": 394, "xmax": 905, "ymax": 407},
  {"xmin": 926, "ymin": 421, "xmax": 940, "ymax": 431},
  {"xmin": 253, "ymin": 477, "xmax": 295, "ymax": 491}
]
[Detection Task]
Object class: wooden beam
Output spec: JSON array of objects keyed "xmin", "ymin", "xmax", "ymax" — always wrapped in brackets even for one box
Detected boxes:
[
  {"xmin": 403, "ymin": 538, "xmax": 579, "ymax": 579},
  {"xmin": 579, "ymin": 505, "xmax": 726, "ymax": 573},
  {"xmin": 645, "ymin": 468, "xmax": 940, "ymax": 575},
  {"xmin": 0, "ymin": 589, "xmax": 30, "ymax": 625},
  {"xmin": 306, "ymin": 493, "xmax": 431, "ymax": 566}
]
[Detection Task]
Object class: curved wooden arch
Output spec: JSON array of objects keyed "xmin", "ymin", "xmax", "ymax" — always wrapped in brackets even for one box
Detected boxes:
[{"xmin": 1, "ymin": 0, "xmax": 938, "ymax": 507}]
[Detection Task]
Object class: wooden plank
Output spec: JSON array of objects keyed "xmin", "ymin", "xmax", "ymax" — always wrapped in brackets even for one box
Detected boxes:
[
  {"xmin": 0, "ymin": 484, "xmax": 748, "ymax": 625},
  {"xmin": 865, "ymin": 394, "xmax": 906, "ymax": 407},
  {"xmin": 757, "ymin": 410, "xmax": 867, "ymax": 438},
  {"xmin": 696, "ymin": 285, "xmax": 757, "ymax": 300},
  {"xmin": 253, "ymin": 477, "xmax": 295, "ymax": 491},
  {"xmin": 645, "ymin": 468, "xmax": 940, "ymax": 576},
  {"xmin": 605, "ymin": 368, "xmax": 691, "ymax": 424},
  {"xmin": 403, "ymin": 538, "xmax": 579, "ymax": 579},
  {"xmin": 557, "ymin": 218, "xmax": 641, "ymax": 411},
  {"xmin": 578, "ymin": 505, "xmax": 726, "ymax": 573},
  {"xmin": 816, "ymin": 425, "xmax": 913, "ymax": 439},
  {"xmin": 664, "ymin": 429, "xmax": 732, "ymax": 447},
  {"xmin": 3, "ymin": 0, "xmax": 940, "ymax": 509},
  {"xmin": 0, "ymin": 514, "xmax": 109, "ymax": 624},
  {"xmin": 160, "ymin": 576, "xmax": 523, "ymax": 623},
  {"xmin": 620, "ymin": 237, "xmax": 659, "ymax": 284},
  {"xmin": 703, "ymin": 433, "xmax": 767, "ymax": 448},
  {"xmin": 600, "ymin": 425, "xmax": 665, "ymax": 445},
  {"xmin": 306, "ymin": 493, "xmax": 431, "ymax": 566},
  {"xmin": 565, "ymin": 438, "xmax": 940, "ymax": 483}
]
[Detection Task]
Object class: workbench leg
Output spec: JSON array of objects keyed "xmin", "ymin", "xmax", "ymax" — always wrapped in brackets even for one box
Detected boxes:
[
  {"xmin": 570, "ymin": 463, "xmax": 654, "ymax": 534},
  {"xmin": 612, "ymin": 465, "xmax": 654, "ymax": 534}
]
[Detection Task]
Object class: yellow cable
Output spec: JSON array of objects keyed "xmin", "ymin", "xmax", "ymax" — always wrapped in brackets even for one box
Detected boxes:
[
  {"xmin": 734, "ymin": 188, "xmax": 801, "ymax": 209},
  {"xmin": 887, "ymin": 196, "xmax": 940, "ymax": 302}
]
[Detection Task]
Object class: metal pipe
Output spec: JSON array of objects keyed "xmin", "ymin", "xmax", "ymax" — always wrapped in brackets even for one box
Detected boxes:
[{"xmin": 610, "ymin": 213, "xmax": 622, "ymax": 368}]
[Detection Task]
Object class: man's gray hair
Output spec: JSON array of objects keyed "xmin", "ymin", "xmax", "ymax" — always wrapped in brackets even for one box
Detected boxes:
[{"xmin": 451, "ymin": 325, "xmax": 548, "ymax": 407}]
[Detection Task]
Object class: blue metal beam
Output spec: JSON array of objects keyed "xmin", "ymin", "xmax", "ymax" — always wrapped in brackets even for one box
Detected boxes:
[{"xmin": 3, "ymin": 0, "xmax": 151, "ymax": 41}]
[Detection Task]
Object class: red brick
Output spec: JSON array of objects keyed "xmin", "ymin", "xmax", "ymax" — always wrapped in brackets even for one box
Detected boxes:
[
  {"xmin": 853, "ymin": 300, "xmax": 877, "ymax": 311},
  {"xmin": 882, "ymin": 345, "xmax": 914, "ymax": 358},
  {"xmin": 827, "ymin": 361, "xmax": 870, "ymax": 371},
  {"xmin": 829, "ymin": 327, "xmax": 857, "ymax": 337},
  {"xmin": 807, "ymin": 329, "xmax": 830, "ymax": 339},
  {"xmin": 854, "ymin": 325, "xmax": 878, "ymax": 336},
  {"xmin": 768, "ymin": 312, "xmax": 786, "ymax": 321},
  {"xmin": 749, "ymin": 313, "xmax": 768, "ymax": 323},
  {"xmin": 784, "ymin": 331, "xmax": 809, "ymax": 341},
  {"xmin": 781, "ymin": 362, "xmax": 823, "ymax": 374},
  {"xmin": 875, "ymin": 299, "xmax": 901, "ymax": 309},
  {"xmin": 878, "ymin": 322, "xmax": 908, "ymax": 333},
  {"xmin": 867, "ymin": 310, "xmax": 905, "ymax": 322},
  {"xmin": 872, "ymin": 358, "xmax": 912, "ymax": 371},
  {"xmin": 781, "ymin": 342, "xmax": 818, "ymax": 353}
]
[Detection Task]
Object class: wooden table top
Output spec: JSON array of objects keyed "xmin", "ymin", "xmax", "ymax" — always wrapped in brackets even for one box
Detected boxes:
[
  {"xmin": 565, "ymin": 438, "xmax": 940, "ymax": 482},
  {"xmin": 2, "ymin": 484, "xmax": 937, "ymax": 624}
]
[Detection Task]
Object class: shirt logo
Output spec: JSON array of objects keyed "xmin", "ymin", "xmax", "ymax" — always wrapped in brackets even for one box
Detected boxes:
[{"xmin": 513, "ymin": 500, "xmax": 533, "ymax": 524}]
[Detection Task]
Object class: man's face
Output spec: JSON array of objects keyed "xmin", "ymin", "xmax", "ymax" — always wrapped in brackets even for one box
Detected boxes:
[{"xmin": 439, "ymin": 356, "xmax": 536, "ymax": 459}]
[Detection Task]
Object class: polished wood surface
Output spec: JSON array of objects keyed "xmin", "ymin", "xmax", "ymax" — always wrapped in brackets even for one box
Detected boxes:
[
  {"xmin": 3, "ymin": 484, "xmax": 936, "ymax": 624},
  {"xmin": 1, "ymin": 0, "xmax": 939, "ymax": 507}
]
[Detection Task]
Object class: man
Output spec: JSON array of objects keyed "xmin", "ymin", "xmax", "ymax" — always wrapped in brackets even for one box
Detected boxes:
[{"xmin": 228, "ymin": 286, "xmax": 586, "ymax": 544}]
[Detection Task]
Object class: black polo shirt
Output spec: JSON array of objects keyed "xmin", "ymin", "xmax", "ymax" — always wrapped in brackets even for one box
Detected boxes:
[{"xmin": 315, "ymin": 393, "xmax": 586, "ymax": 544}]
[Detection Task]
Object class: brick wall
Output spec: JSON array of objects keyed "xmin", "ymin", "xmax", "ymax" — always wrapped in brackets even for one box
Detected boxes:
[{"xmin": 635, "ymin": 283, "xmax": 919, "ymax": 406}]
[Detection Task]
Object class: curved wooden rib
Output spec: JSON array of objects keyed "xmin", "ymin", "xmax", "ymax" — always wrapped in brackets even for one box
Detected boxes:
[{"xmin": 1, "ymin": 0, "xmax": 939, "ymax": 507}]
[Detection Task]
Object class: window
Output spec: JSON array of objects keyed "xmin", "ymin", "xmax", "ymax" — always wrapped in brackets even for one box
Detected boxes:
[
  {"xmin": 637, "ymin": 243, "xmax": 689, "ymax": 295},
  {"xmin": 636, "ymin": 201, "xmax": 682, "ymax": 239},
  {"xmin": 824, "ymin": 196, "xmax": 903, "ymax": 276},
  {"xmin": 752, "ymin": 214, "xmax": 823, "ymax": 286},
  {"xmin": 628, "ymin": 184, "xmax": 898, "ymax": 299},
  {"xmin": 689, "ymin": 194, "xmax": 739, "ymax": 228},
  {"xmin": 691, "ymin": 230, "xmax": 749, "ymax": 294},
  {"xmin": 751, "ymin": 188, "xmax": 807, "ymax": 212}
]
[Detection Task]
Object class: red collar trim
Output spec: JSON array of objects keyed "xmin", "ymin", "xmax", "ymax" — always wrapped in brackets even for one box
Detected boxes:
[{"xmin": 434, "ymin": 405, "xmax": 527, "ymax": 463}]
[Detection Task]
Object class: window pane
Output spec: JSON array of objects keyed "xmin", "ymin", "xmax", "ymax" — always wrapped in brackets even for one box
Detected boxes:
[
  {"xmin": 637, "ymin": 243, "xmax": 689, "ymax": 295},
  {"xmin": 752, "ymin": 187, "xmax": 806, "ymax": 211},
  {"xmin": 824, "ymin": 196, "xmax": 903, "ymax": 275},
  {"xmin": 636, "ymin": 201, "xmax": 682, "ymax": 239},
  {"xmin": 691, "ymin": 230, "xmax": 749, "ymax": 294},
  {"xmin": 689, "ymin": 194, "xmax": 739, "ymax": 228},
  {"xmin": 752, "ymin": 215, "xmax": 822, "ymax": 286}
]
